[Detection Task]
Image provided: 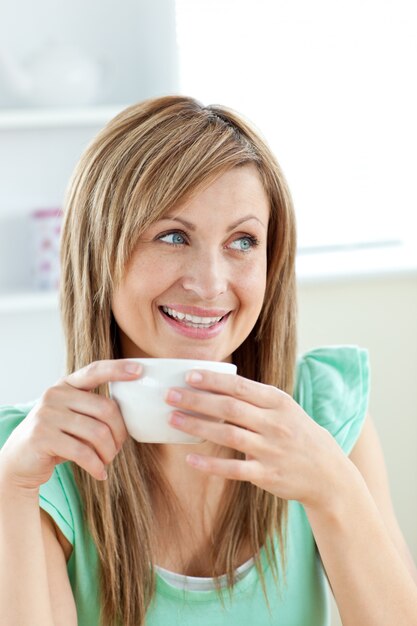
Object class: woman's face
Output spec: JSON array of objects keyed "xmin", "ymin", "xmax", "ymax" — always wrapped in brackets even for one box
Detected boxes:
[{"xmin": 111, "ymin": 164, "xmax": 270, "ymax": 362}]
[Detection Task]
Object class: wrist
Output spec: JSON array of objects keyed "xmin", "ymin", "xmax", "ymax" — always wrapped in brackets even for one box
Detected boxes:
[
  {"xmin": 0, "ymin": 471, "xmax": 40, "ymax": 503},
  {"xmin": 305, "ymin": 457, "xmax": 366, "ymax": 523}
]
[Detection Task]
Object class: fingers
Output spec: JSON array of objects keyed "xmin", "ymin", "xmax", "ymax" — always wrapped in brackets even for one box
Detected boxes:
[
  {"xmin": 169, "ymin": 411, "xmax": 264, "ymax": 456},
  {"xmin": 0, "ymin": 360, "xmax": 141, "ymax": 491},
  {"xmin": 57, "ymin": 410, "xmax": 120, "ymax": 466},
  {"xmin": 60, "ymin": 359, "xmax": 139, "ymax": 456},
  {"xmin": 38, "ymin": 405, "xmax": 123, "ymax": 480},
  {"xmin": 185, "ymin": 453, "xmax": 262, "ymax": 483},
  {"xmin": 64, "ymin": 359, "xmax": 142, "ymax": 392},
  {"xmin": 166, "ymin": 385, "xmax": 265, "ymax": 432},
  {"xmin": 38, "ymin": 359, "xmax": 139, "ymax": 479},
  {"xmin": 165, "ymin": 371, "xmax": 290, "ymax": 466},
  {"xmin": 64, "ymin": 389, "xmax": 128, "ymax": 451},
  {"xmin": 42, "ymin": 373, "xmax": 130, "ymax": 454},
  {"xmin": 51, "ymin": 432, "xmax": 109, "ymax": 481},
  {"xmin": 185, "ymin": 369, "xmax": 282, "ymax": 409}
]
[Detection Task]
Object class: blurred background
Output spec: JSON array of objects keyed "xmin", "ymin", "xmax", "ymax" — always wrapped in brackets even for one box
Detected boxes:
[{"xmin": 0, "ymin": 1, "xmax": 416, "ymax": 623}]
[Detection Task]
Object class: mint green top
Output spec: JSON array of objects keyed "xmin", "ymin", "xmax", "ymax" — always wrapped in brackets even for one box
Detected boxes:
[{"xmin": 0, "ymin": 345, "xmax": 370, "ymax": 626}]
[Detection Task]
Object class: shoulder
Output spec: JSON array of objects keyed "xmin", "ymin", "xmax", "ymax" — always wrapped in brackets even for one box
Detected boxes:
[
  {"xmin": 294, "ymin": 345, "xmax": 370, "ymax": 454},
  {"xmin": 0, "ymin": 401, "xmax": 37, "ymax": 446}
]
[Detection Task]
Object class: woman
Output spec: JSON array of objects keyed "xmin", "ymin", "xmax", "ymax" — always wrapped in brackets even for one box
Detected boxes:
[{"xmin": 0, "ymin": 95, "xmax": 416, "ymax": 626}]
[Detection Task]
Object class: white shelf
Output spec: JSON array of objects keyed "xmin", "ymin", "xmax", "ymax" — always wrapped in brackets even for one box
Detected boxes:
[
  {"xmin": 0, "ymin": 104, "xmax": 129, "ymax": 130},
  {"xmin": 0, "ymin": 290, "xmax": 59, "ymax": 313},
  {"xmin": 296, "ymin": 240, "xmax": 417, "ymax": 284}
]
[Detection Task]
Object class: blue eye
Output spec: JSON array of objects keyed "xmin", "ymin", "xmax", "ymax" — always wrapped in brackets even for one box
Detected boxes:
[
  {"xmin": 229, "ymin": 236, "xmax": 259, "ymax": 251},
  {"xmin": 158, "ymin": 231, "xmax": 187, "ymax": 246}
]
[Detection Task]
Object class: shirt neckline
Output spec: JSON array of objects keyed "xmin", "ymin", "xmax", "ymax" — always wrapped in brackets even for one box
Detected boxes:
[
  {"xmin": 154, "ymin": 543, "xmax": 273, "ymax": 602},
  {"xmin": 154, "ymin": 555, "xmax": 255, "ymax": 591}
]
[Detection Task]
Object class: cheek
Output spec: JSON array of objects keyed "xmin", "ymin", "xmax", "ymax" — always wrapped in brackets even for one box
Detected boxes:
[
  {"xmin": 236, "ymin": 258, "xmax": 267, "ymax": 308},
  {"xmin": 112, "ymin": 256, "xmax": 179, "ymax": 316},
  {"xmin": 111, "ymin": 285, "xmax": 133, "ymax": 326},
  {"xmin": 111, "ymin": 266, "xmax": 146, "ymax": 323}
]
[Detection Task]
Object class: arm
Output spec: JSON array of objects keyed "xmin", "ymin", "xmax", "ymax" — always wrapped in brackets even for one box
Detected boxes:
[
  {"xmin": 0, "ymin": 484, "xmax": 76, "ymax": 626},
  {"xmin": 304, "ymin": 414, "xmax": 417, "ymax": 626},
  {"xmin": 0, "ymin": 360, "xmax": 141, "ymax": 626},
  {"xmin": 0, "ymin": 485, "xmax": 54, "ymax": 626},
  {"xmin": 164, "ymin": 371, "xmax": 417, "ymax": 626},
  {"xmin": 41, "ymin": 509, "xmax": 78, "ymax": 625},
  {"xmin": 349, "ymin": 414, "xmax": 417, "ymax": 583}
]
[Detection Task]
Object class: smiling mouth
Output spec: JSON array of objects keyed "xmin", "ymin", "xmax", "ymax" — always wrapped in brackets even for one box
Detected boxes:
[{"xmin": 159, "ymin": 305, "xmax": 229, "ymax": 329}]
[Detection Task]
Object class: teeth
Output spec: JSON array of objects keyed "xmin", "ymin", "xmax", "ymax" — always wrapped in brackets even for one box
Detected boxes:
[{"xmin": 162, "ymin": 306, "xmax": 224, "ymax": 326}]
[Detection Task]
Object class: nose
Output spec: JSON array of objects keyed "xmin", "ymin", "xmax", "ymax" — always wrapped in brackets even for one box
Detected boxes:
[{"xmin": 181, "ymin": 251, "xmax": 228, "ymax": 301}]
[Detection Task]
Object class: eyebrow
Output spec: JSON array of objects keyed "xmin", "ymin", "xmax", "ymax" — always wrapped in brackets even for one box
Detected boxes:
[{"xmin": 158, "ymin": 214, "xmax": 267, "ymax": 231}]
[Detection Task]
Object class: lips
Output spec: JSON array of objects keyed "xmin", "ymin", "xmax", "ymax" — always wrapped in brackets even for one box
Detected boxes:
[
  {"xmin": 161, "ymin": 305, "xmax": 224, "ymax": 327},
  {"xmin": 158, "ymin": 305, "xmax": 231, "ymax": 339},
  {"xmin": 161, "ymin": 303, "xmax": 231, "ymax": 317}
]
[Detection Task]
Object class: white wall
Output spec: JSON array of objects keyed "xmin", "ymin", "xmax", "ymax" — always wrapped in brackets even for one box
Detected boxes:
[
  {"xmin": 298, "ymin": 273, "xmax": 417, "ymax": 626},
  {"xmin": 0, "ymin": 305, "xmax": 65, "ymax": 404},
  {"xmin": 298, "ymin": 273, "xmax": 417, "ymax": 562}
]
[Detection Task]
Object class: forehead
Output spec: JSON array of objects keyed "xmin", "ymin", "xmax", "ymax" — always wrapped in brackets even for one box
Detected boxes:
[{"xmin": 170, "ymin": 164, "xmax": 270, "ymax": 221}]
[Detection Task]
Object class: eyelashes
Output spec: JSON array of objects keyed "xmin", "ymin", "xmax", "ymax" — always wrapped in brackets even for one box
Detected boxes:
[
  {"xmin": 157, "ymin": 231, "xmax": 187, "ymax": 246},
  {"xmin": 229, "ymin": 234, "xmax": 260, "ymax": 252},
  {"xmin": 156, "ymin": 230, "xmax": 260, "ymax": 252}
]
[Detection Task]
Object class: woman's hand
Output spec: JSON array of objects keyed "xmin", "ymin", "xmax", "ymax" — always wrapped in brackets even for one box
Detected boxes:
[
  {"xmin": 0, "ymin": 360, "xmax": 142, "ymax": 493},
  {"xmin": 165, "ymin": 369, "xmax": 355, "ymax": 512}
]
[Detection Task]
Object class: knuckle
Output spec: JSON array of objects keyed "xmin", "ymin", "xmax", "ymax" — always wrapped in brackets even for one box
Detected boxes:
[
  {"xmin": 92, "ymin": 422, "xmax": 111, "ymax": 443},
  {"xmin": 224, "ymin": 424, "xmax": 243, "ymax": 448},
  {"xmin": 30, "ymin": 403, "xmax": 55, "ymax": 430},
  {"xmin": 232, "ymin": 460, "xmax": 246, "ymax": 480},
  {"xmin": 245, "ymin": 460, "xmax": 258, "ymax": 482},
  {"xmin": 100, "ymin": 399, "xmax": 117, "ymax": 422},
  {"xmin": 278, "ymin": 389, "xmax": 293, "ymax": 408},
  {"xmin": 108, "ymin": 398, "xmax": 122, "ymax": 417},
  {"xmin": 86, "ymin": 361, "xmax": 100, "ymax": 376},
  {"xmin": 234, "ymin": 376, "xmax": 250, "ymax": 398},
  {"xmin": 267, "ymin": 385, "xmax": 280, "ymax": 403},
  {"xmin": 271, "ymin": 465, "xmax": 284, "ymax": 485},
  {"xmin": 104, "ymin": 399, "xmax": 127, "ymax": 438},
  {"xmin": 40, "ymin": 385, "xmax": 59, "ymax": 405},
  {"xmin": 225, "ymin": 398, "xmax": 240, "ymax": 421},
  {"xmin": 73, "ymin": 441, "xmax": 93, "ymax": 463},
  {"xmin": 53, "ymin": 375, "xmax": 66, "ymax": 389}
]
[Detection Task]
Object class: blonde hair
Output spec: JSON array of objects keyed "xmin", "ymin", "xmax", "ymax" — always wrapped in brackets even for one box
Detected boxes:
[{"xmin": 60, "ymin": 95, "xmax": 297, "ymax": 626}]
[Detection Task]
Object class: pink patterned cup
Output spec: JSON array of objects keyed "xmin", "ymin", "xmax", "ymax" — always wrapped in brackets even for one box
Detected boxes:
[{"xmin": 31, "ymin": 207, "xmax": 63, "ymax": 291}]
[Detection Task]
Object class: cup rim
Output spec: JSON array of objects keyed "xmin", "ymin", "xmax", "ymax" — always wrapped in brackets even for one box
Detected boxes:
[{"xmin": 118, "ymin": 357, "xmax": 236, "ymax": 368}]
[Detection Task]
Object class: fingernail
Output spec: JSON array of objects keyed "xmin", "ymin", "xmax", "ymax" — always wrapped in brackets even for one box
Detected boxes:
[
  {"xmin": 186, "ymin": 454, "xmax": 204, "ymax": 467},
  {"xmin": 124, "ymin": 362, "xmax": 142, "ymax": 374},
  {"xmin": 170, "ymin": 412, "xmax": 185, "ymax": 426},
  {"xmin": 167, "ymin": 389, "xmax": 182, "ymax": 403},
  {"xmin": 187, "ymin": 371, "xmax": 203, "ymax": 383}
]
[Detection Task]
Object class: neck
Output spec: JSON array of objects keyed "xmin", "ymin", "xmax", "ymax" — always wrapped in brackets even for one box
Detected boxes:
[{"xmin": 150, "ymin": 443, "xmax": 238, "ymax": 535}]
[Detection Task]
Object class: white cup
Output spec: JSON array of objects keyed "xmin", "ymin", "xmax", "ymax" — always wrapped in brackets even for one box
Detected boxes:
[{"xmin": 109, "ymin": 358, "xmax": 237, "ymax": 443}]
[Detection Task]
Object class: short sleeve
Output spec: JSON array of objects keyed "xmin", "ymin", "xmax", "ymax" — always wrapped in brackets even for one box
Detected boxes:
[
  {"xmin": 0, "ymin": 403, "xmax": 76, "ymax": 545},
  {"xmin": 294, "ymin": 345, "xmax": 370, "ymax": 455}
]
